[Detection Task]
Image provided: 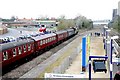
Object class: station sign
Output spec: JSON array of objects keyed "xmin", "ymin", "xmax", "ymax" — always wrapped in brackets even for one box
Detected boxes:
[{"xmin": 44, "ymin": 73, "xmax": 85, "ymax": 78}]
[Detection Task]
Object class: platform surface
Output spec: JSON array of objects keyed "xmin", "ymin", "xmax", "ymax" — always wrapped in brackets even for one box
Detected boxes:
[{"xmin": 64, "ymin": 36, "xmax": 110, "ymax": 78}]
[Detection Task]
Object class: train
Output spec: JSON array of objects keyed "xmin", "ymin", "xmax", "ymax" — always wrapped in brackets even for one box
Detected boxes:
[{"xmin": 0, "ymin": 28, "xmax": 78, "ymax": 68}]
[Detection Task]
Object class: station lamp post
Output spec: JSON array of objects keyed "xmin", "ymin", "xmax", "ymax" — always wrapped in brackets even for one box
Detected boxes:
[
  {"xmin": 110, "ymin": 36, "xmax": 119, "ymax": 80},
  {"xmin": 103, "ymin": 26, "xmax": 108, "ymax": 49},
  {"xmin": 105, "ymin": 29, "xmax": 111, "ymax": 56},
  {"xmin": 103, "ymin": 26, "xmax": 108, "ymax": 36}
]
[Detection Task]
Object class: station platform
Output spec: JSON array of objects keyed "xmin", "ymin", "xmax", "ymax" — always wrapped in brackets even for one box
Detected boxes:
[
  {"xmin": 64, "ymin": 36, "xmax": 110, "ymax": 78},
  {"xmin": 20, "ymin": 30, "xmax": 85, "ymax": 78},
  {"xmin": 19, "ymin": 29, "xmax": 110, "ymax": 79}
]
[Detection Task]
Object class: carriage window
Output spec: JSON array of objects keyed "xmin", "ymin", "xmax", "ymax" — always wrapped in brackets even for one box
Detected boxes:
[
  {"xmin": 40, "ymin": 41, "xmax": 42, "ymax": 45},
  {"xmin": 50, "ymin": 38, "xmax": 52, "ymax": 42},
  {"xmin": 39, "ymin": 41, "xmax": 41, "ymax": 45},
  {"xmin": 51, "ymin": 37, "xmax": 53, "ymax": 41},
  {"xmin": 51, "ymin": 37, "xmax": 52, "ymax": 41},
  {"xmin": 28, "ymin": 44, "xmax": 31, "ymax": 51},
  {"xmin": 49, "ymin": 38, "xmax": 50, "ymax": 42},
  {"xmin": 46, "ymin": 39, "xmax": 47, "ymax": 43},
  {"xmin": 54, "ymin": 37, "xmax": 56, "ymax": 40},
  {"xmin": 59, "ymin": 35, "xmax": 61, "ymax": 38},
  {"xmin": 43, "ymin": 40, "xmax": 45, "ymax": 44},
  {"xmin": 52, "ymin": 37, "xmax": 54, "ymax": 41},
  {"xmin": 38, "ymin": 42, "xmax": 40, "ymax": 46},
  {"xmin": 44, "ymin": 40, "xmax": 46, "ymax": 44},
  {"xmin": 47, "ymin": 38, "xmax": 49, "ymax": 43},
  {"xmin": 42, "ymin": 40, "xmax": 44, "ymax": 44},
  {"xmin": 18, "ymin": 47, "xmax": 22, "ymax": 54},
  {"xmin": 31, "ymin": 44, "xmax": 33, "ymax": 49},
  {"xmin": 48, "ymin": 38, "xmax": 50, "ymax": 42},
  {"xmin": 62, "ymin": 35, "xmax": 63, "ymax": 38},
  {"xmin": 23, "ymin": 45, "xmax": 26, "ymax": 52},
  {"xmin": 3, "ymin": 51, "xmax": 8, "ymax": 60},
  {"xmin": 13, "ymin": 48, "xmax": 17, "ymax": 56},
  {"xmin": 52, "ymin": 37, "xmax": 53, "ymax": 41}
]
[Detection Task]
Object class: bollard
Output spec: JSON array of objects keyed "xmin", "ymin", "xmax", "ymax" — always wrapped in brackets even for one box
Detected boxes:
[
  {"xmin": 52, "ymin": 49, "xmax": 80, "ymax": 74},
  {"xmin": 106, "ymin": 41, "xmax": 111, "ymax": 60},
  {"xmin": 68, "ymin": 56, "xmax": 70, "ymax": 65},
  {"xmin": 58, "ymin": 65, "xmax": 61, "ymax": 74},
  {"xmin": 61, "ymin": 61, "xmax": 65, "ymax": 73},
  {"xmin": 65, "ymin": 58, "xmax": 68, "ymax": 70}
]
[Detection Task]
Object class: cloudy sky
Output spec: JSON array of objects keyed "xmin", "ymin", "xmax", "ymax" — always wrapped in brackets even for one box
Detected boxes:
[{"xmin": 0, "ymin": 0, "xmax": 119, "ymax": 20}]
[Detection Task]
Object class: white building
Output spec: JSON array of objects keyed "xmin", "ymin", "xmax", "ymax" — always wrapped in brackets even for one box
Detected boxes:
[
  {"xmin": 36, "ymin": 20, "xmax": 59, "ymax": 28},
  {"xmin": 112, "ymin": 9, "xmax": 118, "ymax": 20}
]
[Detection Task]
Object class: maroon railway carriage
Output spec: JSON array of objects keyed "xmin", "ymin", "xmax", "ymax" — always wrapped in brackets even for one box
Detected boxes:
[
  {"xmin": 55, "ymin": 30, "xmax": 68, "ymax": 43},
  {"xmin": 31, "ymin": 33, "xmax": 57, "ymax": 52},
  {"xmin": 0, "ymin": 39, "xmax": 35, "ymax": 68},
  {"xmin": 0, "ymin": 28, "xmax": 77, "ymax": 68}
]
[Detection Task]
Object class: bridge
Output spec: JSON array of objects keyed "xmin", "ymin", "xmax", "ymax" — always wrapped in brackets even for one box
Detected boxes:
[
  {"xmin": 93, "ymin": 19, "xmax": 111, "ymax": 28},
  {"xmin": 93, "ymin": 19, "xmax": 111, "ymax": 25}
]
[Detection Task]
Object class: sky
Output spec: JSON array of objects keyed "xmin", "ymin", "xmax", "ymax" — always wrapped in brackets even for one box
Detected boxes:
[{"xmin": 0, "ymin": 0, "xmax": 120, "ymax": 20}]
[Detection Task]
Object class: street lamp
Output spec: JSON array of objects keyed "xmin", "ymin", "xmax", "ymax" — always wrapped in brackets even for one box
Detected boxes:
[
  {"xmin": 105, "ymin": 29, "xmax": 111, "ymax": 56},
  {"xmin": 106, "ymin": 29, "xmax": 111, "ymax": 39},
  {"xmin": 103, "ymin": 26, "xmax": 108, "ymax": 50},
  {"xmin": 103, "ymin": 26, "xmax": 108, "ymax": 36},
  {"xmin": 110, "ymin": 36, "xmax": 119, "ymax": 80}
]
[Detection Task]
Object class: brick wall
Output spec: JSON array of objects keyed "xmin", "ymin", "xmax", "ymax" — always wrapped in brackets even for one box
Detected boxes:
[{"xmin": 0, "ymin": 25, "xmax": 8, "ymax": 35}]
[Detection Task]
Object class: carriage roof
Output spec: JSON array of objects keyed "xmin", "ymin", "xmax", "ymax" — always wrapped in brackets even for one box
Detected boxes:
[
  {"xmin": 66, "ymin": 28, "xmax": 74, "ymax": 31},
  {"xmin": 55, "ymin": 30, "xmax": 67, "ymax": 35},
  {"xmin": 0, "ymin": 39, "xmax": 34, "ymax": 52},
  {"xmin": 31, "ymin": 33, "xmax": 56, "ymax": 41}
]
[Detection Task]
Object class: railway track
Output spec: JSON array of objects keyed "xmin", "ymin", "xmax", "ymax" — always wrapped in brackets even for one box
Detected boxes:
[
  {"xmin": 108, "ymin": 29, "xmax": 120, "ymax": 57},
  {"xmin": 108, "ymin": 29, "xmax": 120, "ymax": 46},
  {"xmin": 1, "ymin": 29, "xmax": 89, "ymax": 79}
]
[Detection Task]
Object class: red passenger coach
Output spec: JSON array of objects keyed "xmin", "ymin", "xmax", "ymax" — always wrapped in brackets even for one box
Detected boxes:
[
  {"xmin": 31, "ymin": 33, "xmax": 57, "ymax": 51},
  {"xmin": 0, "ymin": 28, "xmax": 77, "ymax": 69},
  {"xmin": 55, "ymin": 30, "xmax": 68, "ymax": 42},
  {"xmin": 0, "ymin": 39, "xmax": 35, "ymax": 68}
]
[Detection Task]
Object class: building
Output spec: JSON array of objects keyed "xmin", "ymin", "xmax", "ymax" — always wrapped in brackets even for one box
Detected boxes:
[
  {"xmin": 2, "ymin": 18, "xmax": 38, "ymax": 28},
  {"xmin": 36, "ymin": 20, "xmax": 59, "ymax": 28},
  {"xmin": 0, "ymin": 24, "xmax": 7, "ymax": 35},
  {"xmin": 118, "ymin": 1, "xmax": 120, "ymax": 16},
  {"xmin": 112, "ymin": 9, "xmax": 118, "ymax": 20}
]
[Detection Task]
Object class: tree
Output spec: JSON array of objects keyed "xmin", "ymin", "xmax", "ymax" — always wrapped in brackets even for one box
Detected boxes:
[
  {"xmin": 117, "ymin": 16, "xmax": 120, "ymax": 33},
  {"xmin": 111, "ymin": 16, "xmax": 120, "ymax": 33},
  {"xmin": 10, "ymin": 16, "xmax": 16, "ymax": 21},
  {"xmin": 57, "ymin": 15, "xmax": 77, "ymax": 30},
  {"xmin": 59, "ymin": 15, "xmax": 65, "ymax": 19},
  {"xmin": 74, "ymin": 15, "xmax": 93, "ymax": 29},
  {"xmin": 113, "ymin": 16, "xmax": 120, "ymax": 33}
]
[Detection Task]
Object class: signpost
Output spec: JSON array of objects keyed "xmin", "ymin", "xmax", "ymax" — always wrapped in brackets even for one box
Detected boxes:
[
  {"xmin": 82, "ymin": 34, "xmax": 91, "ymax": 72},
  {"xmin": 82, "ymin": 37, "xmax": 86, "ymax": 72}
]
